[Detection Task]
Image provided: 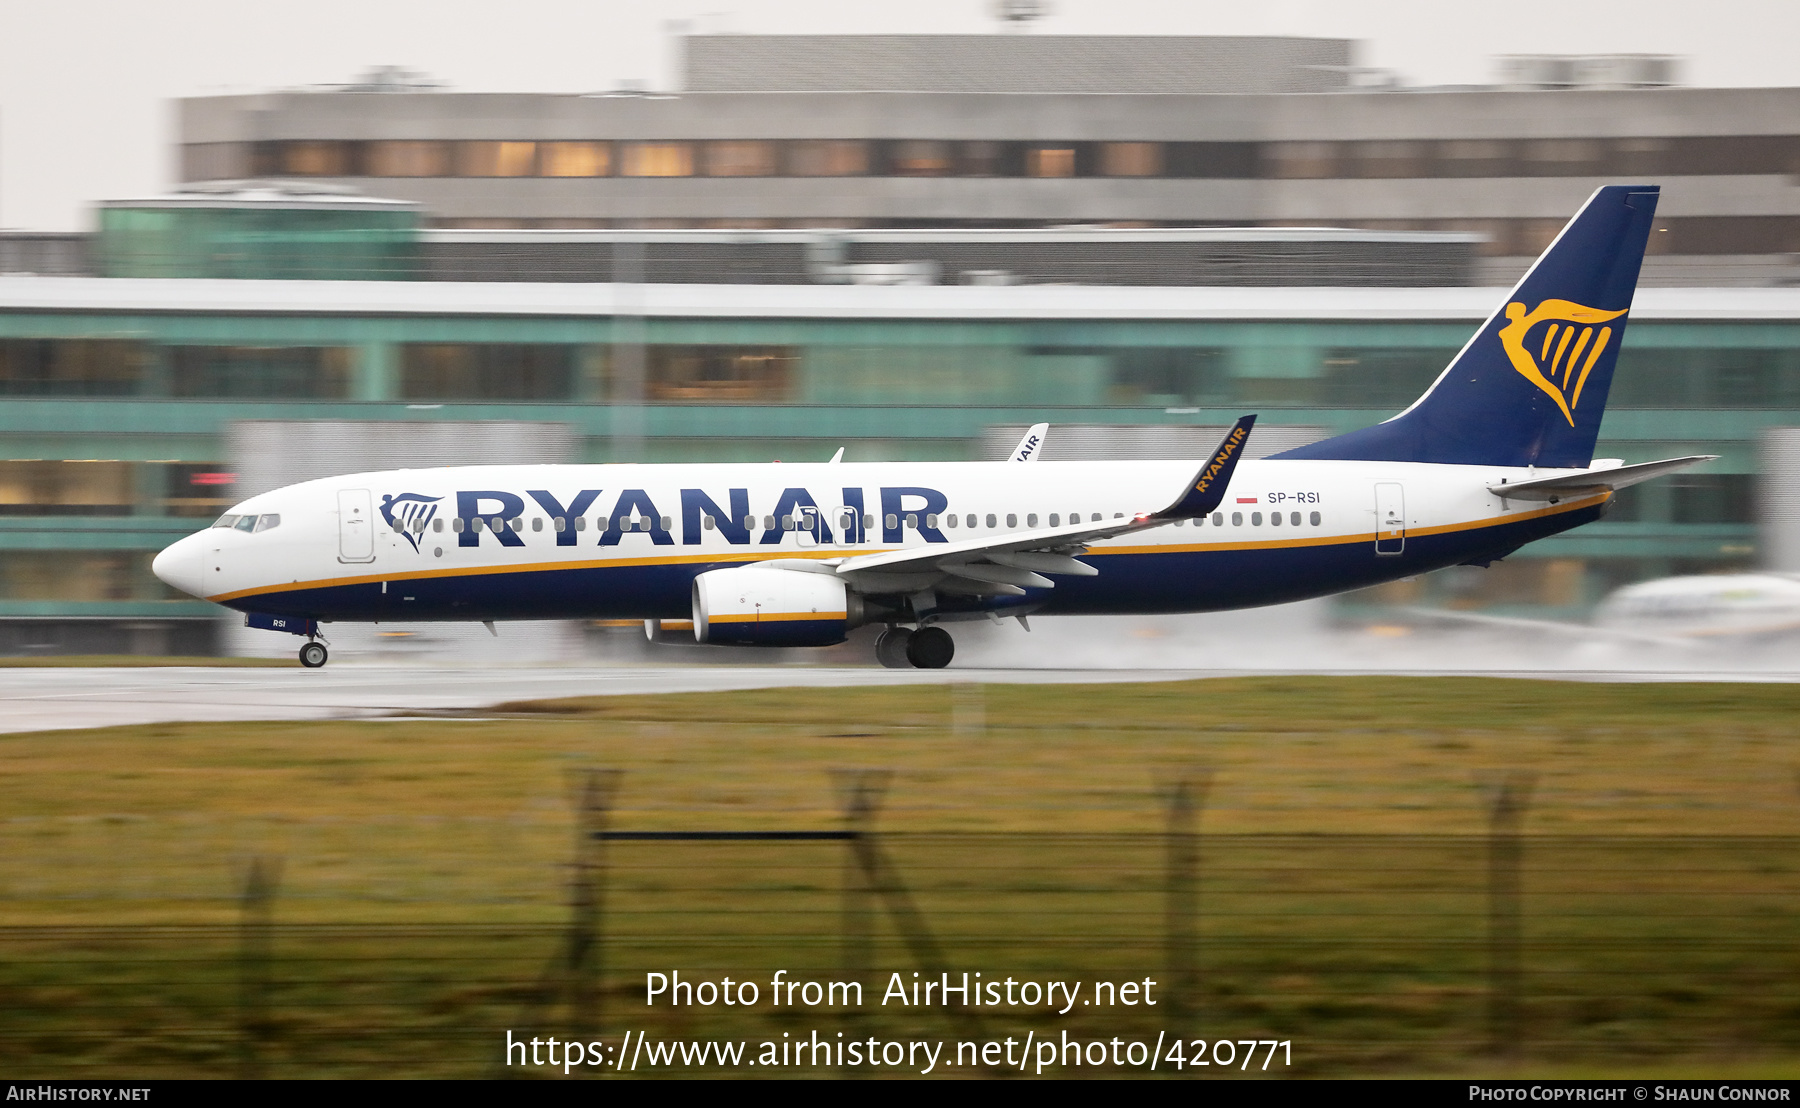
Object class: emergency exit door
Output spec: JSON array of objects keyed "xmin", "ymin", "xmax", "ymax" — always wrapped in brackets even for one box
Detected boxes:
[
  {"xmin": 1374, "ymin": 482, "xmax": 1406, "ymax": 556},
  {"xmin": 338, "ymin": 488, "xmax": 376, "ymax": 563}
]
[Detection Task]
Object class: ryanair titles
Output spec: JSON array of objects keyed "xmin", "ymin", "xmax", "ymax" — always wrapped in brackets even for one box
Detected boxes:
[{"xmin": 389, "ymin": 486, "xmax": 956, "ymax": 550}]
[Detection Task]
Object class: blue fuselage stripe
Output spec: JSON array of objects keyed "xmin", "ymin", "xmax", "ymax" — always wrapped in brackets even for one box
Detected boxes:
[{"xmin": 230, "ymin": 504, "xmax": 1597, "ymax": 623}]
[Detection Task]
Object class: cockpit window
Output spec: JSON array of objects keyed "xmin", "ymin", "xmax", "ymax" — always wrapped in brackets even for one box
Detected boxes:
[{"xmin": 215, "ymin": 512, "xmax": 281, "ymax": 533}]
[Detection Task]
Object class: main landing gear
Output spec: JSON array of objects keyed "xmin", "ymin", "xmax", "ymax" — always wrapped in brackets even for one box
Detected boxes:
[
  {"xmin": 875, "ymin": 625, "xmax": 954, "ymax": 670},
  {"xmin": 298, "ymin": 640, "xmax": 329, "ymax": 668}
]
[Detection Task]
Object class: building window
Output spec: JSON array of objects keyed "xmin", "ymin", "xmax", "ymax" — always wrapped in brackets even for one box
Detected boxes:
[
  {"xmin": 158, "ymin": 462, "xmax": 237, "ymax": 518},
  {"xmin": 1435, "ymin": 139, "xmax": 1514, "ymax": 178},
  {"xmin": 282, "ymin": 141, "xmax": 356, "ymax": 176},
  {"xmin": 459, "ymin": 141, "xmax": 538, "ymax": 177},
  {"xmin": 1108, "ymin": 348, "xmax": 1228, "ymax": 406},
  {"xmin": 646, "ymin": 346, "xmax": 795, "ymax": 402},
  {"xmin": 1672, "ymin": 475, "xmax": 1755, "ymax": 524},
  {"xmin": 1520, "ymin": 139, "xmax": 1603, "ymax": 176},
  {"xmin": 0, "ymin": 551, "xmax": 141, "ymax": 601},
  {"xmin": 401, "ymin": 345, "xmax": 577, "ymax": 401},
  {"xmin": 367, "ymin": 141, "xmax": 450, "ymax": 177},
  {"xmin": 1025, "ymin": 147, "xmax": 1077, "ymax": 178},
  {"xmin": 1263, "ymin": 141, "xmax": 1337, "ymax": 179},
  {"xmin": 786, "ymin": 140, "xmax": 869, "ymax": 177},
  {"xmin": 891, "ymin": 140, "xmax": 953, "ymax": 177},
  {"xmin": 1353, "ymin": 141, "xmax": 1430, "ymax": 178},
  {"xmin": 621, "ymin": 143, "xmax": 695, "ymax": 177},
  {"xmin": 0, "ymin": 340, "xmax": 144, "ymax": 397},
  {"xmin": 169, "ymin": 346, "xmax": 354, "ymax": 399},
  {"xmin": 958, "ymin": 141, "xmax": 1007, "ymax": 176},
  {"xmin": 1320, "ymin": 349, "xmax": 1461, "ymax": 408},
  {"xmin": 704, "ymin": 141, "xmax": 776, "ymax": 177},
  {"xmin": 542, "ymin": 141, "xmax": 612, "ymax": 177},
  {"xmin": 1100, "ymin": 142, "xmax": 1162, "ymax": 177},
  {"xmin": 0, "ymin": 461, "xmax": 134, "ymax": 517}
]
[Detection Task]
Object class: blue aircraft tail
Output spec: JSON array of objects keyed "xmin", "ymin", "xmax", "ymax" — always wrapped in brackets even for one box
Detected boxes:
[{"xmin": 1275, "ymin": 185, "xmax": 1659, "ymax": 468}]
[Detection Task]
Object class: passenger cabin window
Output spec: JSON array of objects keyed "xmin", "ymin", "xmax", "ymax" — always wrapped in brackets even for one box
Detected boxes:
[
  {"xmin": 946, "ymin": 514, "xmax": 958, "ymax": 528},
  {"xmin": 1006, "ymin": 514, "xmax": 1017, "ymax": 528},
  {"xmin": 1049, "ymin": 513, "xmax": 1059, "ymax": 527},
  {"xmin": 1213, "ymin": 512, "xmax": 1224, "ymax": 526},
  {"xmin": 1252, "ymin": 512, "xmax": 1263, "ymax": 526},
  {"xmin": 1310, "ymin": 511, "xmax": 1321, "ymax": 526},
  {"xmin": 1026, "ymin": 513, "xmax": 1038, "ymax": 527},
  {"xmin": 1231, "ymin": 513, "xmax": 1242, "ymax": 526},
  {"xmin": 985, "ymin": 513, "xmax": 997, "ymax": 528}
]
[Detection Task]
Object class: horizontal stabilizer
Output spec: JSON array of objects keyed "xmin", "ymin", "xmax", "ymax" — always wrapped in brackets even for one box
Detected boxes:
[{"xmin": 1489, "ymin": 455, "xmax": 1718, "ymax": 501}]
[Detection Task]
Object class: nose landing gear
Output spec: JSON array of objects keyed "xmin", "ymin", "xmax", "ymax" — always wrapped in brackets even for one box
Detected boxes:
[
  {"xmin": 874, "ymin": 625, "xmax": 954, "ymax": 669},
  {"xmin": 298, "ymin": 640, "xmax": 329, "ymax": 668}
]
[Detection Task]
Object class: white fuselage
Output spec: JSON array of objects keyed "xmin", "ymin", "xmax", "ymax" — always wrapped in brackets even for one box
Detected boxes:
[{"xmin": 152, "ymin": 458, "xmax": 1608, "ymax": 624}]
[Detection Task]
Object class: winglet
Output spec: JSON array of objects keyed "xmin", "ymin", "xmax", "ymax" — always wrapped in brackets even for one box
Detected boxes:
[
  {"xmin": 1010, "ymin": 423, "xmax": 1049, "ymax": 462},
  {"xmin": 1158, "ymin": 415, "xmax": 1256, "ymax": 518}
]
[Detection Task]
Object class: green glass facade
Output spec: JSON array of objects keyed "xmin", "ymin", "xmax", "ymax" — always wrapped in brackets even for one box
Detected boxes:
[
  {"xmin": 96, "ymin": 205, "xmax": 421, "ymax": 281},
  {"xmin": 0, "ymin": 290, "xmax": 1782, "ymax": 632}
]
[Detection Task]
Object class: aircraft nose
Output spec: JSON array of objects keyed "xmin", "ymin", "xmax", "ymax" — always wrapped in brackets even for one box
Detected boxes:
[{"xmin": 152, "ymin": 534, "xmax": 207, "ymax": 600}]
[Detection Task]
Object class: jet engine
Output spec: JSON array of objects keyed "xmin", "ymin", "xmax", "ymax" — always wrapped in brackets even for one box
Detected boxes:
[{"xmin": 692, "ymin": 565, "xmax": 863, "ymax": 647}]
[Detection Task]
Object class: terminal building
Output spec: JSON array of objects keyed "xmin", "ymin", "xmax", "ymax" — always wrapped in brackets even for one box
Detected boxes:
[
  {"xmin": 175, "ymin": 35, "xmax": 1800, "ymax": 286},
  {"xmin": 0, "ymin": 35, "xmax": 1793, "ymax": 655}
]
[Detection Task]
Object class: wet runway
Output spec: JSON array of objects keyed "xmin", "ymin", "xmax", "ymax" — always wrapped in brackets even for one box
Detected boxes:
[{"xmin": 0, "ymin": 663, "xmax": 1797, "ymax": 734}]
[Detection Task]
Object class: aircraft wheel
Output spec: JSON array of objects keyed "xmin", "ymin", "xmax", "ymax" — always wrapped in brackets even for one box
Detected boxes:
[
  {"xmin": 906, "ymin": 626, "xmax": 954, "ymax": 670},
  {"xmin": 874, "ymin": 627, "xmax": 914, "ymax": 669},
  {"xmin": 299, "ymin": 641, "xmax": 329, "ymax": 668}
]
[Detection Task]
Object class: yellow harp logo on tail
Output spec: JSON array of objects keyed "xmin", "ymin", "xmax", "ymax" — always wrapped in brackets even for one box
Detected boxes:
[{"xmin": 1497, "ymin": 299, "xmax": 1629, "ymax": 426}]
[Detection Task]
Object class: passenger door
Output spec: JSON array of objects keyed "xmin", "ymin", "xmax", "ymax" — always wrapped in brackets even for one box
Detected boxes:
[
  {"xmin": 1374, "ymin": 482, "xmax": 1405, "ymax": 556},
  {"xmin": 338, "ymin": 488, "xmax": 376, "ymax": 563}
]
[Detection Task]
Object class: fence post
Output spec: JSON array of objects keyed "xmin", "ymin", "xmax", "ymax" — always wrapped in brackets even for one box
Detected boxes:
[
  {"xmin": 836, "ymin": 773, "xmax": 890, "ymax": 993},
  {"xmin": 568, "ymin": 768, "xmax": 621, "ymax": 1039},
  {"xmin": 1163, "ymin": 771, "xmax": 1211, "ymax": 1038},
  {"xmin": 1479, "ymin": 771, "xmax": 1535, "ymax": 1059},
  {"xmin": 950, "ymin": 682, "xmax": 985, "ymax": 738},
  {"xmin": 237, "ymin": 855, "xmax": 281, "ymax": 1079}
]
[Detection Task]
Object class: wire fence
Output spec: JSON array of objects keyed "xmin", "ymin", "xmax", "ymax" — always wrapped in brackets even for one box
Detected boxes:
[{"xmin": 3, "ymin": 768, "xmax": 1798, "ymax": 1077}]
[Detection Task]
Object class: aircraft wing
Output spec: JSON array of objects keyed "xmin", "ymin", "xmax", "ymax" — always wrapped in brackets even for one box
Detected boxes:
[
  {"xmin": 1489, "ymin": 454, "xmax": 1718, "ymax": 501},
  {"xmin": 832, "ymin": 416, "xmax": 1255, "ymax": 597}
]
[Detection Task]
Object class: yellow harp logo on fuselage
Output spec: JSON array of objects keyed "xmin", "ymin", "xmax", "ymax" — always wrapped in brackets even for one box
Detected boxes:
[{"xmin": 1497, "ymin": 299, "xmax": 1628, "ymax": 426}]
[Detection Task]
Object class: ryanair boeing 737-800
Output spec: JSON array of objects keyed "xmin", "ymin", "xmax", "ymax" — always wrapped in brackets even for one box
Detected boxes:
[{"xmin": 152, "ymin": 185, "xmax": 1713, "ymax": 670}]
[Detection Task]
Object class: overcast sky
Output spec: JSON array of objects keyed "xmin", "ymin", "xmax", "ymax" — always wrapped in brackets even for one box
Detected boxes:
[{"xmin": 3, "ymin": 0, "xmax": 1799, "ymax": 231}]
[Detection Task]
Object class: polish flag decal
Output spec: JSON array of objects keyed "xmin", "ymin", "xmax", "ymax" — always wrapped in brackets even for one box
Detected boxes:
[{"xmin": 1236, "ymin": 496, "xmax": 1258, "ymax": 504}]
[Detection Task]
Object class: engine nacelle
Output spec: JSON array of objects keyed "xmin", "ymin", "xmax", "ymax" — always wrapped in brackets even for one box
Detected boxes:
[{"xmin": 692, "ymin": 565, "xmax": 861, "ymax": 647}]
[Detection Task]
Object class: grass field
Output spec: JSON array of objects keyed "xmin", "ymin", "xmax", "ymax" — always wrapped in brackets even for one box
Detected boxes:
[{"xmin": 3, "ymin": 676, "xmax": 1799, "ymax": 1077}]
